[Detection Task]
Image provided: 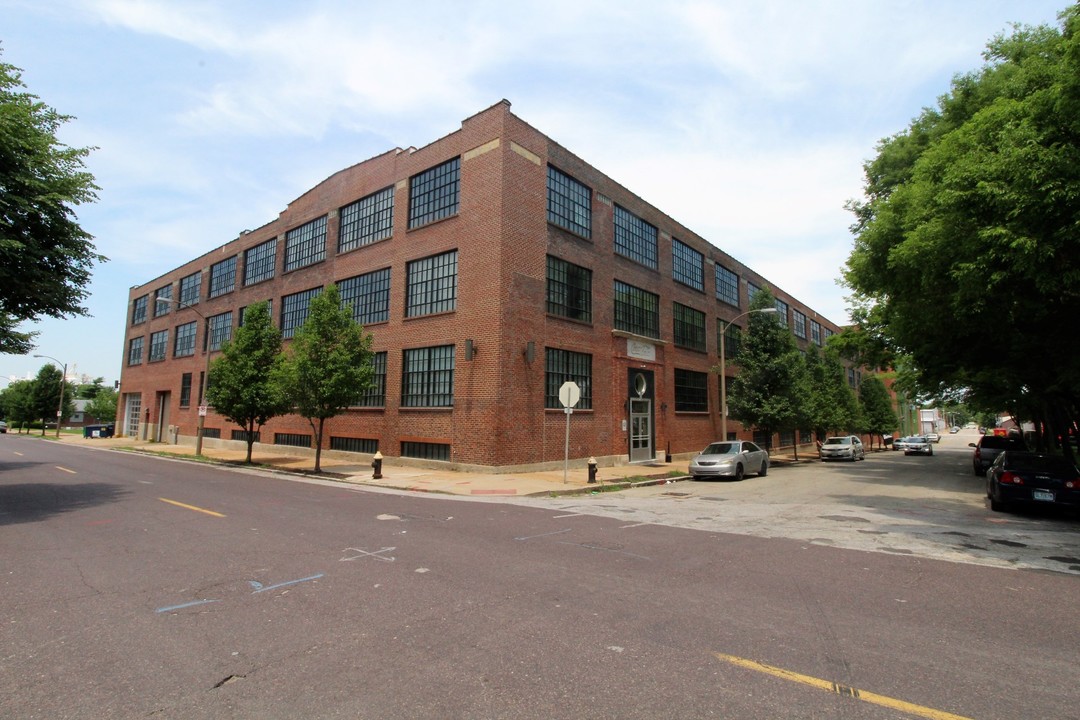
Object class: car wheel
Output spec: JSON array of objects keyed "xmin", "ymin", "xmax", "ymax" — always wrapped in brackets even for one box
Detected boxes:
[
  {"xmin": 758, "ymin": 460, "xmax": 768, "ymax": 477},
  {"xmin": 989, "ymin": 491, "xmax": 1008, "ymax": 513},
  {"xmin": 734, "ymin": 464, "xmax": 744, "ymax": 481}
]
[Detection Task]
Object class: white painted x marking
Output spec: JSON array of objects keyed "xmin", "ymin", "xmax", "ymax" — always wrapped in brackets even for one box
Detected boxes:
[{"xmin": 340, "ymin": 547, "xmax": 396, "ymax": 562}]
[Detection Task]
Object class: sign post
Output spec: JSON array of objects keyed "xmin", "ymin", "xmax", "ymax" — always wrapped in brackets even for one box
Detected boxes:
[{"xmin": 558, "ymin": 381, "xmax": 581, "ymax": 484}]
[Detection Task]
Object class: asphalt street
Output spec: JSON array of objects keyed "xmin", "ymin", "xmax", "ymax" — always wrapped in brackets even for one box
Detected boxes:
[{"xmin": 1, "ymin": 430, "xmax": 1077, "ymax": 719}]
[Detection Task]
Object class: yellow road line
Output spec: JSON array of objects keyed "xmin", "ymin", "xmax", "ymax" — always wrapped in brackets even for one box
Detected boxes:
[
  {"xmin": 713, "ymin": 652, "xmax": 974, "ymax": 720},
  {"xmin": 56, "ymin": 466, "xmax": 77, "ymax": 474},
  {"xmin": 158, "ymin": 498, "xmax": 226, "ymax": 518}
]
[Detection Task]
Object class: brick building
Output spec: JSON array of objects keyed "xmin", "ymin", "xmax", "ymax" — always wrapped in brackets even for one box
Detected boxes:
[{"xmin": 117, "ymin": 100, "xmax": 846, "ymax": 470}]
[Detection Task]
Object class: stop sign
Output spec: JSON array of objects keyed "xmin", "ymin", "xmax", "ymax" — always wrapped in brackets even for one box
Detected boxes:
[{"xmin": 558, "ymin": 381, "xmax": 581, "ymax": 408}]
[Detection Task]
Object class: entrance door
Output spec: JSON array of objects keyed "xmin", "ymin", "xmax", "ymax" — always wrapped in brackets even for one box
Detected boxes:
[
  {"xmin": 629, "ymin": 398, "xmax": 653, "ymax": 462},
  {"xmin": 155, "ymin": 391, "xmax": 170, "ymax": 442}
]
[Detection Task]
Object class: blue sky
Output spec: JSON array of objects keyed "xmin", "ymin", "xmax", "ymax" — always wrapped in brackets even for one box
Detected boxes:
[{"xmin": 1, "ymin": 0, "xmax": 1069, "ymax": 384}]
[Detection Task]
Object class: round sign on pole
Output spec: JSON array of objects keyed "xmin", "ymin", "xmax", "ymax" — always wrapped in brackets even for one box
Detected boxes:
[
  {"xmin": 198, "ymin": 405, "xmax": 208, "ymax": 417},
  {"xmin": 558, "ymin": 381, "xmax": 581, "ymax": 408}
]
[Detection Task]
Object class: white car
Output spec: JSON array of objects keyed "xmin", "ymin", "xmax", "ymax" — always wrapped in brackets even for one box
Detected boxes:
[
  {"xmin": 926, "ymin": 433, "xmax": 941, "ymax": 443},
  {"xmin": 820, "ymin": 435, "xmax": 865, "ymax": 462},
  {"xmin": 905, "ymin": 436, "xmax": 933, "ymax": 456},
  {"xmin": 689, "ymin": 440, "xmax": 769, "ymax": 481}
]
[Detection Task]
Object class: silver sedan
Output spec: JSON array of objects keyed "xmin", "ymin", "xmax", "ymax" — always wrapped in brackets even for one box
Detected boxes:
[{"xmin": 689, "ymin": 441, "xmax": 769, "ymax": 481}]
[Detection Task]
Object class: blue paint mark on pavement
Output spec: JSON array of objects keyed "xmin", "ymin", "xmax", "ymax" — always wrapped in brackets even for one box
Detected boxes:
[
  {"xmin": 156, "ymin": 598, "xmax": 220, "ymax": 614},
  {"xmin": 250, "ymin": 573, "xmax": 324, "ymax": 594}
]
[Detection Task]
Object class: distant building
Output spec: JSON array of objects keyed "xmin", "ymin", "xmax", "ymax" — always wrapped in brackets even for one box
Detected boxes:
[{"xmin": 118, "ymin": 100, "xmax": 847, "ymax": 470}]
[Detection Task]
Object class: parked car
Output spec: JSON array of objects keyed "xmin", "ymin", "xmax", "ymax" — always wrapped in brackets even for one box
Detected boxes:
[
  {"xmin": 986, "ymin": 451, "xmax": 1080, "ymax": 512},
  {"xmin": 969, "ymin": 434, "xmax": 1028, "ymax": 475},
  {"xmin": 689, "ymin": 440, "xmax": 769, "ymax": 481},
  {"xmin": 949, "ymin": 426, "xmax": 960, "ymax": 434},
  {"xmin": 904, "ymin": 436, "xmax": 933, "ymax": 456},
  {"xmin": 0, "ymin": 420, "xmax": 7, "ymax": 433},
  {"xmin": 819, "ymin": 435, "xmax": 865, "ymax": 462},
  {"xmin": 926, "ymin": 432, "xmax": 941, "ymax": 443},
  {"xmin": 893, "ymin": 436, "xmax": 913, "ymax": 451}
]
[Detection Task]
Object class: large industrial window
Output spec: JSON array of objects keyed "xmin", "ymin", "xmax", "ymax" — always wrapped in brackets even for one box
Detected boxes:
[
  {"xmin": 206, "ymin": 311, "xmax": 233, "ymax": 351},
  {"xmin": 331, "ymin": 437, "xmax": 379, "ymax": 454},
  {"xmin": 546, "ymin": 255, "xmax": 592, "ymax": 322},
  {"xmin": 131, "ymin": 295, "xmax": 148, "ymax": 325},
  {"xmin": 149, "ymin": 330, "xmax": 168, "ymax": 362},
  {"xmin": 672, "ymin": 239, "xmax": 704, "ymax": 292},
  {"xmin": 747, "ymin": 282, "xmax": 762, "ymax": 304},
  {"xmin": 153, "ymin": 285, "xmax": 172, "ymax": 317},
  {"xmin": 547, "ymin": 165, "xmax": 591, "ymax": 238},
  {"xmin": 673, "ymin": 302, "xmax": 706, "ymax": 351},
  {"xmin": 674, "ymin": 368, "xmax": 709, "ymax": 412},
  {"xmin": 810, "ymin": 320, "xmax": 822, "ymax": 346},
  {"xmin": 544, "ymin": 348, "xmax": 592, "ymax": 410},
  {"xmin": 339, "ymin": 186, "xmax": 394, "ymax": 253},
  {"xmin": 179, "ymin": 373, "xmax": 192, "ymax": 407},
  {"xmin": 179, "ymin": 272, "xmax": 201, "ymax": 306},
  {"xmin": 339, "ymin": 268, "xmax": 391, "ymax": 325},
  {"xmin": 244, "ymin": 238, "xmax": 277, "ymax": 285},
  {"xmin": 284, "ymin": 216, "xmax": 327, "ymax": 272},
  {"xmin": 613, "ymin": 205, "xmax": 657, "ymax": 269},
  {"xmin": 281, "ymin": 287, "xmax": 322, "ymax": 339},
  {"xmin": 173, "ymin": 321, "xmax": 197, "ymax": 358},
  {"xmin": 401, "ymin": 345, "xmax": 454, "ymax": 407},
  {"xmin": 613, "ymin": 280, "xmax": 659, "ymax": 338},
  {"xmin": 355, "ymin": 351, "xmax": 387, "ymax": 407},
  {"xmin": 775, "ymin": 298, "xmax": 789, "ymax": 328},
  {"xmin": 208, "ymin": 256, "xmax": 236, "ymax": 298},
  {"xmin": 401, "ymin": 441, "xmax": 450, "ymax": 461},
  {"xmin": 406, "ymin": 250, "xmax": 457, "ymax": 317},
  {"xmin": 128, "ymin": 336, "xmax": 144, "ymax": 366},
  {"xmin": 719, "ymin": 320, "xmax": 742, "ymax": 360},
  {"xmin": 715, "ymin": 264, "xmax": 739, "ymax": 307},
  {"xmin": 409, "ymin": 157, "xmax": 460, "ymax": 229},
  {"xmin": 793, "ymin": 310, "xmax": 807, "ymax": 339}
]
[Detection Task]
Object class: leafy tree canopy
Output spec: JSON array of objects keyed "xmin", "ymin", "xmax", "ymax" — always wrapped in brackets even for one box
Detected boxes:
[{"xmin": 0, "ymin": 53, "xmax": 103, "ymax": 354}]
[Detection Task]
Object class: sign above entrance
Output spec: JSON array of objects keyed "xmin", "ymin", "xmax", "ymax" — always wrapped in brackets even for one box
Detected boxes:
[
  {"xmin": 626, "ymin": 338, "xmax": 656, "ymax": 362},
  {"xmin": 558, "ymin": 381, "xmax": 581, "ymax": 409}
]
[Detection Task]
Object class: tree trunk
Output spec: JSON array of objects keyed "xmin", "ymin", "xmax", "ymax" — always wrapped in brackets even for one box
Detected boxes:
[
  {"xmin": 313, "ymin": 417, "xmax": 325, "ymax": 473},
  {"xmin": 245, "ymin": 420, "xmax": 255, "ymax": 464}
]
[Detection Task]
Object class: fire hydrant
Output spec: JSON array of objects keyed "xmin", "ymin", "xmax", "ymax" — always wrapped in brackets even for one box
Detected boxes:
[
  {"xmin": 372, "ymin": 451, "xmax": 383, "ymax": 479},
  {"xmin": 587, "ymin": 456, "xmax": 598, "ymax": 484}
]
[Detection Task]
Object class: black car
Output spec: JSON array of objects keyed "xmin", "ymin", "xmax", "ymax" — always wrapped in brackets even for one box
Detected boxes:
[
  {"xmin": 986, "ymin": 451, "xmax": 1080, "ymax": 512},
  {"xmin": 969, "ymin": 434, "xmax": 1027, "ymax": 475}
]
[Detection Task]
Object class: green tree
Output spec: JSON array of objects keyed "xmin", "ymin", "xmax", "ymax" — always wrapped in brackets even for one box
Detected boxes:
[
  {"xmin": 76, "ymin": 377, "xmax": 107, "ymax": 399},
  {"xmin": 0, "ymin": 379, "xmax": 35, "ymax": 432},
  {"xmin": 803, "ymin": 344, "xmax": 860, "ymax": 441},
  {"xmin": 724, "ymin": 289, "xmax": 806, "ymax": 452},
  {"xmin": 858, "ymin": 375, "xmax": 898, "ymax": 450},
  {"xmin": 85, "ymin": 388, "xmax": 118, "ymax": 425},
  {"xmin": 31, "ymin": 363, "xmax": 74, "ymax": 435},
  {"xmin": 276, "ymin": 285, "xmax": 374, "ymax": 473},
  {"xmin": 206, "ymin": 301, "xmax": 289, "ymax": 464},
  {"xmin": 842, "ymin": 8, "xmax": 1080, "ymax": 459},
  {"xmin": 0, "ymin": 54, "xmax": 103, "ymax": 354}
]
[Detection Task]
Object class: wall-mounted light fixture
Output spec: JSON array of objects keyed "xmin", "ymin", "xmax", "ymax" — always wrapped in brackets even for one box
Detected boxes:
[
  {"xmin": 465, "ymin": 339, "xmax": 476, "ymax": 361},
  {"xmin": 524, "ymin": 341, "xmax": 535, "ymax": 364}
]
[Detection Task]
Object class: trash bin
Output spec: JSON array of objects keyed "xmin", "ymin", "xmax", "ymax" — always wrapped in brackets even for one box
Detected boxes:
[{"xmin": 82, "ymin": 424, "xmax": 114, "ymax": 439}]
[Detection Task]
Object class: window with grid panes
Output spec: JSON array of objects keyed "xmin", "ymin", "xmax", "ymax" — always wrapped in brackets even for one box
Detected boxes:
[
  {"xmin": 128, "ymin": 336, "xmax": 144, "ymax": 365},
  {"xmin": 793, "ymin": 310, "xmax": 807, "ymax": 338},
  {"xmin": 409, "ymin": 157, "xmax": 460, "ymax": 228},
  {"xmin": 149, "ymin": 330, "xmax": 168, "ymax": 362},
  {"xmin": 774, "ymin": 298, "xmax": 789, "ymax": 328},
  {"xmin": 546, "ymin": 256, "xmax": 591, "ymax": 322},
  {"xmin": 401, "ymin": 345, "xmax": 454, "ymax": 407},
  {"xmin": 238, "ymin": 301, "xmax": 271, "ymax": 327},
  {"xmin": 131, "ymin": 295, "xmax": 148, "ymax": 325},
  {"xmin": 208, "ymin": 256, "xmax": 236, "ymax": 298},
  {"xmin": 174, "ymin": 321, "xmax": 197, "ymax": 358},
  {"xmin": 356, "ymin": 352, "xmax": 387, "ymax": 407},
  {"xmin": 613, "ymin": 205, "xmax": 657, "ymax": 269},
  {"xmin": 244, "ymin": 238, "xmax": 277, "ymax": 285},
  {"xmin": 281, "ymin": 287, "xmax": 322, "ymax": 339},
  {"xmin": 284, "ymin": 216, "xmax": 327, "ymax": 272},
  {"xmin": 179, "ymin": 373, "xmax": 192, "ymax": 407},
  {"xmin": 715, "ymin": 264, "xmax": 739, "ymax": 307},
  {"xmin": 339, "ymin": 268, "xmax": 391, "ymax": 325},
  {"xmin": 546, "ymin": 165, "xmax": 591, "ymax": 238},
  {"xmin": 747, "ymin": 282, "xmax": 761, "ymax": 304},
  {"xmin": 824, "ymin": 327, "xmax": 835, "ymax": 341},
  {"xmin": 672, "ymin": 239, "xmax": 704, "ymax": 291},
  {"xmin": 406, "ymin": 250, "xmax": 457, "ymax": 317},
  {"xmin": 154, "ymin": 285, "xmax": 172, "ymax": 316},
  {"xmin": 810, "ymin": 320, "xmax": 822, "ymax": 345},
  {"xmin": 673, "ymin": 302, "xmax": 706, "ymax": 351},
  {"xmin": 339, "ymin": 186, "xmax": 394, "ymax": 252},
  {"xmin": 544, "ymin": 348, "xmax": 592, "ymax": 410},
  {"xmin": 206, "ymin": 311, "xmax": 233, "ymax": 351},
  {"xmin": 719, "ymin": 320, "xmax": 742, "ymax": 359},
  {"xmin": 613, "ymin": 280, "xmax": 659, "ymax": 338},
  {"xmin": 674, "ymin": 368, "xmax": 709, "ymax": 412},
  {"xmin": 179, "ymin": 272, "xmax": 201, "ymax": 306},
  {"xmin": 401, "ymin": 442, "xmax": 450, "ymax": 461}
]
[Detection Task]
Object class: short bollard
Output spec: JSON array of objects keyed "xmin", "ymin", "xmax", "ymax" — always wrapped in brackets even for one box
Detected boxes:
[
  {"xmin": 372, "ymin": 451, "xmax": 383, "ymax": 479},
  {"xmin": 587, "ymin": 456, "xmax": 598, "ymax": 484}
]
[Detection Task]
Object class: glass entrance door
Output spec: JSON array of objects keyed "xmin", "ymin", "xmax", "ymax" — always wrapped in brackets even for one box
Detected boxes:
[{"xmin": 629, "ymin": 398, "xmax": 653, "ymax": 462}]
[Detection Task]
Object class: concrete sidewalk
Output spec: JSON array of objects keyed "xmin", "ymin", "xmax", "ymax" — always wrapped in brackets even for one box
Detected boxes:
[{"xmin": 39, "ymin": 432, "xmax": 816, "ymax": 497}]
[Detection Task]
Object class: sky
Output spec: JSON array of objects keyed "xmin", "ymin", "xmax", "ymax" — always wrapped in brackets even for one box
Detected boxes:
[{"xmin": 0, "ymin": 0, "xmax": 1069, "ymax": 385}]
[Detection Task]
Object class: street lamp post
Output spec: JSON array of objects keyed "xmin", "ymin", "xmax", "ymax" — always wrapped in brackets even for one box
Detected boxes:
[
  {"xmin": 718, "ymin": 307, "xmax": 778, "ymax": 441},
  {"xmin": 33, "ymin": 354, "xmax": 67, "ymax": 438},
  {"xmin": 156, "ymin": 297, "xmax": 211, "ymax": 456}
]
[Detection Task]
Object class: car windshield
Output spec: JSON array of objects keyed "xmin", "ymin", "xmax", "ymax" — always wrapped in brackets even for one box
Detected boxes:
[
  {"xmin": 823, "ymin": 438, "xmax": 850, "ymax": 446},
  {"xmin": 1006, "ymin": 454, "xmax": 1077, "ymax": 474},
  {"xmin": 702, "ymin": 443, "xmax": 736, "ymax": 455}
]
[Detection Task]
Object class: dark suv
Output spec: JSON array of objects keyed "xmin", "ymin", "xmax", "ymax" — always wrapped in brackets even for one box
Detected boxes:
[{"xmin": 970, "ymin": 434, "xmax": 1027, "ymax": 475}]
